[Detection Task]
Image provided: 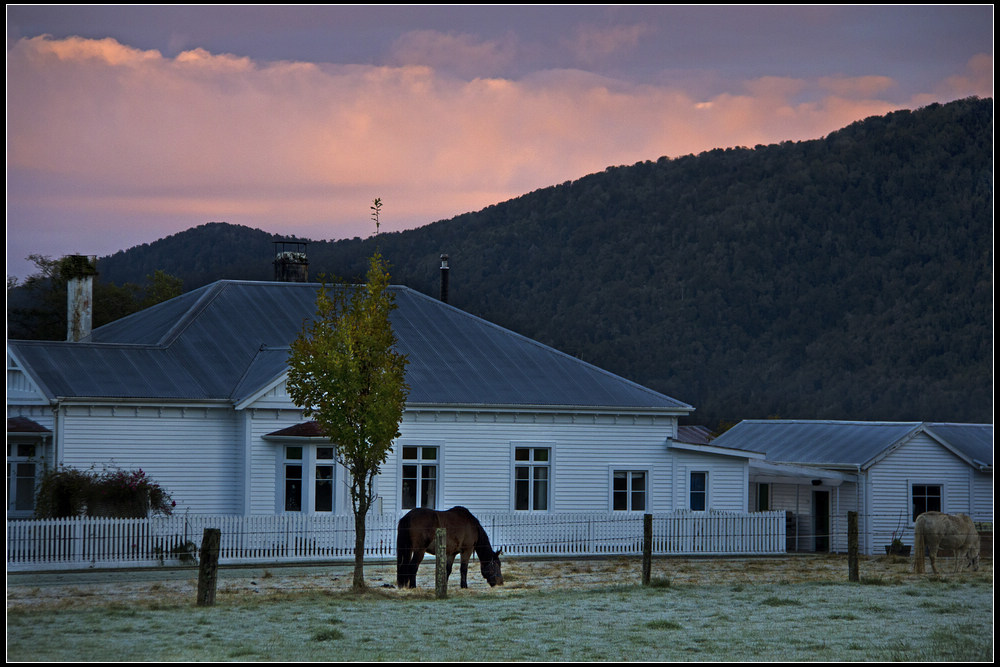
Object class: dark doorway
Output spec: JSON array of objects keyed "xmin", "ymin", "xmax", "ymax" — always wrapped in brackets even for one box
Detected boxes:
[{"xmin": 813, "ymin": 490, "xmax": 830, "ymax": 552}]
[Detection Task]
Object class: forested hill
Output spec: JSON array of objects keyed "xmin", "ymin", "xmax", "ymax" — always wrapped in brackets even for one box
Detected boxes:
[{"xmin": 21, "ymin": 97, "xmax": 996, "ymax": 428}]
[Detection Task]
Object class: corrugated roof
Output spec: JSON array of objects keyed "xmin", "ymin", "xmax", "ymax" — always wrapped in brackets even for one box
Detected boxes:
[
  {"xmin": 925, "ymin": 423, "xmax": 993, "ymax": 467},
  {"xmin": 710, "ymin": 420, "xmax": 924, "ymax": 467},
  {"xmin": 711, "ymin": 420, "xmax": 993, "ymax": 469},
  {"xmin": 9, "ymin": 280, "xmax": 692, "ymax": 413}
]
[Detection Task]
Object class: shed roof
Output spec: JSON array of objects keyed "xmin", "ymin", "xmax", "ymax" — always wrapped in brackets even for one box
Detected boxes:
[
  {"xmin": 710, "ymin": 420, "xmax": 992, "ymax": 470},
  {"xmin": 925, "ymin": 422, "xmax": 994, "ymax": 469},
  {"xmin": 8, "ymin": 280, "xmax": 692, "ymax": 413}
]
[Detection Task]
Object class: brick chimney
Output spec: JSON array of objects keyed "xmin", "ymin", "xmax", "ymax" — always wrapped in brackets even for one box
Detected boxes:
[
  {"xmin": 65, "ymin": 255, "xmax": 97, "ymax": 342},
  {"xmin": 273, "ymin": 240, "xmax": 309, "ymax": 282}
]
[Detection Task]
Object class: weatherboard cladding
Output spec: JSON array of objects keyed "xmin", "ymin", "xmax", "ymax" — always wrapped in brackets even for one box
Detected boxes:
[{"xmin": 9, "ymin": 280, "xmax": 690, "ymax": 411}]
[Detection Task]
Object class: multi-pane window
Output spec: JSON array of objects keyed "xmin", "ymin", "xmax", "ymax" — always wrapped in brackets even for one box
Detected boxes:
[
  {"xmin": 689, "ymin": 471, "xmax": 708, "ymax": 511},
  {"xmin": 282, "ymin": 445, "xmax": 337, "ymax": 513},
  {"xmin": 283, "ymin": 446, "xmax": 304, "ymax": 512},
  {"xmin": 315, "ymin": 447, "xmax": 335, "ymax": 513},
  {"xmin": 401, "ymin": 446, "xmax": 438, "ymax": 510},
  {"xmin": 7, "ymin": 443, "xmax": 40, "ymax": 516},
  {"xmin": 911, "ymin": 484, "xmax": 942, "ymax": 521},
  {"xmin": 613, "ymin": 471, "xmax": 647, "ymax": 511},
  {"xmin": 515, "ymin": 447, "xmax": 550, "ymax": 511}
]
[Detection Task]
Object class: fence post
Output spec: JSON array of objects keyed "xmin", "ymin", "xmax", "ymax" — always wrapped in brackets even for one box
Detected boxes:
[
  {"xmin": 642, "ymin": 514, "xmax": 652, "ymax": 585},
  {"xmin": 435, "ymin": 527, "xmax": 448, "ymax": 599},
  {"xmin": 847, "ymin": 511, "xmax": 859, "ymax": 582},
  {"xmin": 197, "ymin": 528, "xmax": 221, "ymax": 607}
]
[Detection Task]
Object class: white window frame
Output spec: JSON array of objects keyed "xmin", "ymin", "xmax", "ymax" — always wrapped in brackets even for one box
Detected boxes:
[
  {"xmin": 277, "ymin": 444, "xmax": 341, "ymax": 514},
  {"xmin": 512, "ymin": 444, "xmax": 553, "ymax": 512},
  {"xmin": 399, "ymin": 444, "xmax": 440, "ymax": 510},
  {"xmin": 7, "ymin": 442, "xmax": 43, "ymax": 518},
  {"xmin": 909, "ymin": 481, "xmax": 944, "ymax": 523},
  {"xmin": 689, "ymin": 470, "xmax": 709, "ymax": 511},
  {"xmin": 610, "ymin": 467, "xmax": 652, "ymax": 512}
]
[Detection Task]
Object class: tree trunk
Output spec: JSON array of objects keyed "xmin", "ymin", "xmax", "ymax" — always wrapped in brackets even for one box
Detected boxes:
[{"xmin": 352, "ymin": 490, "xmax": 370, "ymax": 591}]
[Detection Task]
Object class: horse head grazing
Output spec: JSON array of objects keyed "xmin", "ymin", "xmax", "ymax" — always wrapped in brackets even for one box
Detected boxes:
[
  {"xmin": 480, "ymin": 548, "xmax": 504, "ymax": 587},
  {"xmin": 913, "ymin": 511, "xmax": 981, "ymax": 575},
  {"xmin": 397, "ymin": 507, "xmax": 504, "ymax": 589}
]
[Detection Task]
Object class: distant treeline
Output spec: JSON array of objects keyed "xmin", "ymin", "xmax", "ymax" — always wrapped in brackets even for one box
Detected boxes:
[{"xmin": 10, "ymin": 97, "xmax": 993, "ymax": 429}]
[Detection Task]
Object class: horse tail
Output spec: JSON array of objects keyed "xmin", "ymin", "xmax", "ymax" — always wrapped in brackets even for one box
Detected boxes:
[
  {"xmin": 397, "ymin": 512, "xmax": 414, "ymax": 587},
  {"xmin": 913, "ymin": 517, "xmax": 926, "ymax": 573}
]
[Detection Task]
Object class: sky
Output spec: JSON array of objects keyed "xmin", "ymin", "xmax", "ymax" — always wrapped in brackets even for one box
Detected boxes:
[{"xmin": 5, "ymin": 5, "xmax": 994, "ymax": 282}]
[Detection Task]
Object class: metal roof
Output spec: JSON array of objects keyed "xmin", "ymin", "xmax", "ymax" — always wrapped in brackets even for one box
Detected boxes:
[
  {"xmin": 710, "ymin": 420, "xmax": 992, "ymax": 469},
  {"xmin": 8, "ymin": 280, "xmax": 692, "ymax": 413},
  {"xmin": 925, "ymin": 422, "xmax": 994, "ymax": 468}
]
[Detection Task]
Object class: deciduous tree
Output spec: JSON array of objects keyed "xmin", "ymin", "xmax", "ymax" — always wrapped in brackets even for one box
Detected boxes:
[{"xmin": 286, "ymin": 199, "xmax": 409, "ymax": 590}]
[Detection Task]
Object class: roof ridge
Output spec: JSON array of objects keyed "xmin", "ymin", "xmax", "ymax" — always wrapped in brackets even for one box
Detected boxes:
[{"xmin": 155, "ymin": 281, "xmax": 229, "ymax": 346}]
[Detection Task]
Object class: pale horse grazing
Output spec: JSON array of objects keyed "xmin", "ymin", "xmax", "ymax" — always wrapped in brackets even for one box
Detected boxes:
[{"xmin": 912, "ymin": 511, "xmax": 980, "ymax": 574}]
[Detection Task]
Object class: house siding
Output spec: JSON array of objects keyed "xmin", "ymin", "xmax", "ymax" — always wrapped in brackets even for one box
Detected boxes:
[
  {"xmin": 242, "ymin": 403, "xmax": 755, "ymax": 518},
  {"xmin": 670, "ymin": 451, "xmax": 749, "ymax": 512},
  {"xmin": 970, "ymin": 471, "xmax": 992, "ymax": 523},
  {"xmin": 866, "ymin": 432, "xmax": 975, "ymax": 549},
  {"xmin": 389, "ymin": 411, "xmax": 683, "ymax": 514},
  {"xmin": 54, "ymin": 404, "xmax": 242, "ymax": 514}
]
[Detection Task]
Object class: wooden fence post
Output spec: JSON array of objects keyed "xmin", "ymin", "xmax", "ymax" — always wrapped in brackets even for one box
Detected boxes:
[
  {"xmin": 435, "ymin": 527, "xmax": 448, "ymax": 599},
  {"xmin": 197, "ymin": 528, "xmax": 221, "ymax": 606},
  {"xmin": 847, "ymin": 512, "xmax": 859, "ymax": 582},
  {"xmin": 642, "ymin": 514, "xmax": 652, "ymax": 586}
]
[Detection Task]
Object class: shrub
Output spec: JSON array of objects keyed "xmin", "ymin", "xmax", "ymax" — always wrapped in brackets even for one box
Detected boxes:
[{"xmin": 34, "ymin": 465, "xmax": 176, "ymax": 518}]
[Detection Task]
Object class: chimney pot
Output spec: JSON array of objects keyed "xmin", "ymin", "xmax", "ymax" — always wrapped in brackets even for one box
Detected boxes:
[
  {"xmin": 439, "ymin": 254, "xmax": 449, "ymax": 303},
  {"xmin": 274, "ymin": 240, "xmax": 309, "ymax": 282}
]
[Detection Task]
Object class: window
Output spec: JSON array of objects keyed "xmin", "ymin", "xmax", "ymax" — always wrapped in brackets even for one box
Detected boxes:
[
  {"xmin": 911, "ymin": 484, "xmax": 942, "ymax": 521},
  {"xmin": 401, "ymin": 446, "xmax": 438, "ymax": 509},
  {"xmin": 613, "ymin": 471, "xmax": 647, "ymax": 511},
  {"xmin": 283, "ymin": 446, "xmax": 303, "ymax": 512},
  {"xmin": 689, "ymin": 471, "xmax": 707, "ymax": 511},
  {"xmin": 281, "ymin": 445, "xmax": 338, "ymax": 513},
  {"xmin": 8, "ymin": 443, "xmax": 41, "ymax": 517},
  {"xmin": 315, "ymin": 447, "xmax": 335, "ymax": 512},
  {"xmin": 515, "ymin": 447, "xmax": 550, "ymax": 511}
]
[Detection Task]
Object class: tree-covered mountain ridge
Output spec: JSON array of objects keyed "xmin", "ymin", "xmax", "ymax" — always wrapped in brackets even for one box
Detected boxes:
[{"xmin": 35, "ymin": 97, "xmax": 1000, "ymax": 428}]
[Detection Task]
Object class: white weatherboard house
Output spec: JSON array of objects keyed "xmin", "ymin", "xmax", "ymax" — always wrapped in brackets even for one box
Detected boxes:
[
  {"xmin": 709, "ymin": 420, "xmax": 993, "ymax": 555},
  {"xmin": 7, "ymin": 279, "xmax": 763, "ymax": 523}
]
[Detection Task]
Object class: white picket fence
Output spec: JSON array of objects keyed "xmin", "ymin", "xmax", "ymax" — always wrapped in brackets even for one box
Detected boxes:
[{"xmin": 6, "ymin": 510, "xmax": 786, "ymax": 572}]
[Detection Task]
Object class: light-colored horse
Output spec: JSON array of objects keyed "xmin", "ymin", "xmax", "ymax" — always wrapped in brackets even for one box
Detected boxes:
[{"xmin": 913, "ymin": 511, "xmax": 980, "ymax": 574}]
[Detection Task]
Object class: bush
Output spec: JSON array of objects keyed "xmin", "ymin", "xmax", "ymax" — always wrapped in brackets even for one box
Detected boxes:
[{"xmin": 34, "ymin": 465, "xmax": 175, "ymax": 518}]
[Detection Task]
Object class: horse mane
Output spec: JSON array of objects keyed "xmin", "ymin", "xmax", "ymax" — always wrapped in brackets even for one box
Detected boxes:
[{"xmin": 448, "ymin": 506, "xmax": 495, "ymax": 561}]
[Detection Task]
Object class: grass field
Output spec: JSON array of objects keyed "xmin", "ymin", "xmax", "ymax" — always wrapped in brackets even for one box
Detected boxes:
[{"xmin": 6, "ymin": 555, "xmax": 993, "ymax": 661}]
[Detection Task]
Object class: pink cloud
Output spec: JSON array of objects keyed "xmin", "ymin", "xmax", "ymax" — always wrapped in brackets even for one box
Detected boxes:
[{"xmin": 7, "ymin": 34, "xmax": 993, "ymax": 280}]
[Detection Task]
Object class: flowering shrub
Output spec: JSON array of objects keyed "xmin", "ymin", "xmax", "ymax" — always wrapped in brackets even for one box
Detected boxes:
[
  {"xmin": 93, "ymin": 467, "xmax": 176, "ymax": 517},
  {"xmin": 34, "ymin": 465, "xmax": 176, "ymax": 518}
]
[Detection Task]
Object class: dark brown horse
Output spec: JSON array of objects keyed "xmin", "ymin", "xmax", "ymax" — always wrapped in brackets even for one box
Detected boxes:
[{"xmin": 396, "ymin": 506, "xmax": 503, "ymax": 588}]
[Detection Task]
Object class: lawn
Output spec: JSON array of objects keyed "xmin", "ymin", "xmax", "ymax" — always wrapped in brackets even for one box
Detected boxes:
[{"xmin": 6, "ymin": 556, "xmax": 993, "ymax": 661}]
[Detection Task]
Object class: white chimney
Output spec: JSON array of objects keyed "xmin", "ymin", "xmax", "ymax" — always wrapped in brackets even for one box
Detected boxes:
[{"xmin": 66, "ymin": 255, "xmax": 96, "ymax": 342}]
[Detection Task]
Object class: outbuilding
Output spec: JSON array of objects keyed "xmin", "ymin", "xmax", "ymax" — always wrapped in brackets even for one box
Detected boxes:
[{"xmin": 709, "ymin": 420, "xmax": 993, "ymax": 555}]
